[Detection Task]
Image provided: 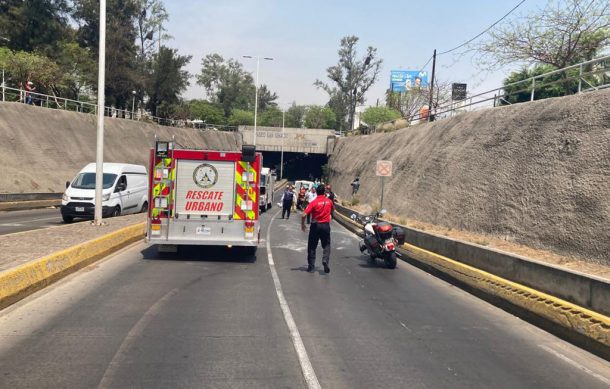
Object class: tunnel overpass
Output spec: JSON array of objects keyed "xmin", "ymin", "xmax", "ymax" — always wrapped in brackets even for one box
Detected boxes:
[{"xmin": 238, "ymin": 125, "xmax": 337, "ymax": 155}]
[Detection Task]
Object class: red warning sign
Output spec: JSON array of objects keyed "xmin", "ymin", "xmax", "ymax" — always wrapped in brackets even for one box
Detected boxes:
[{"xmin": 376, "ymin": 160, "xmax": 392, "ymax": 177}]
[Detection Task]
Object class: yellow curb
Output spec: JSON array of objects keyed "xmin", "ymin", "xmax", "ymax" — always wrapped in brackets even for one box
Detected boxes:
[
  {"xmin": 0, "ymin": 199, "xmax": 60, "ymax": 211},
  {"xmin": 333, "ymin": 210, "xmax": 610, "ymax": 348},
  {"xmin": 0, "ymin": 222, "xmax": 146, "ymax": 310}
]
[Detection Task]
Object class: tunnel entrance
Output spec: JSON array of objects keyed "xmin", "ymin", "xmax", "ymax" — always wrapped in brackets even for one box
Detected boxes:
[{"xmin": 260, "ymin": 151, "xmax": 328, "ymax": 182}]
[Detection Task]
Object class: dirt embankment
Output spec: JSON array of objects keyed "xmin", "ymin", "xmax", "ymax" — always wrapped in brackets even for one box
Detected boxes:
[
  {"xmin": 329, "ymin": 89, "xmax": 610, "ymax": 264},
  {"xmin": 0, "ymin": 103, "xmax": 242, "ymax": 193}
]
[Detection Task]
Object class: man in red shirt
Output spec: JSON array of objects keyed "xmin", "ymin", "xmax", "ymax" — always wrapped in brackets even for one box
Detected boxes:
[{"xmin": 302, "ymin": 185, "xmax": 334, "ymax": 273}]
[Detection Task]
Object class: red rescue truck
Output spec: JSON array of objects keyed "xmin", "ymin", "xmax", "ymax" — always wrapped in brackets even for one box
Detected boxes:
[{"xmin": 146, "ymin": 139, "xmax": 261, "ymax": 255}]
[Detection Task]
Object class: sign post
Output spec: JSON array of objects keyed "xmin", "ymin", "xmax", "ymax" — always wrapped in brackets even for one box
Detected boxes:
[{"xmin": 376, "ymin": 160, "xmax": 392, "ymax": 211}]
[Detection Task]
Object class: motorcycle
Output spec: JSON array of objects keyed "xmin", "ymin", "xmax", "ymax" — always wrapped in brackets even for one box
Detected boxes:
[{"xmin": 351, "ymin": 210, "xmax": 405, "ymax": 269}]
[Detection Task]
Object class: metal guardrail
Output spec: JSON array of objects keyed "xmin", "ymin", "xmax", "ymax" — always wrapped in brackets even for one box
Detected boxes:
[
  {"xmin": 379, "ymin": 54, "xmax": 610, "ymax": 128},
  {"xmin": 0, "ymin": 83, "xmax": 237, "ymax": 131}
]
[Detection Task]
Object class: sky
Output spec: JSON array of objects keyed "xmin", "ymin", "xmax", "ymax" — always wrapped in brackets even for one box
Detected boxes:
[{"xmin": 164, "ymin": 0, "xmax": 545, "ymax": 109}]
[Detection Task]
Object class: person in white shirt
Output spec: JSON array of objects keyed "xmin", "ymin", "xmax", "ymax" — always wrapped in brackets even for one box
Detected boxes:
[{"xmin": 304, "ymin": 187, "xmax": 317, "ymax": 224}]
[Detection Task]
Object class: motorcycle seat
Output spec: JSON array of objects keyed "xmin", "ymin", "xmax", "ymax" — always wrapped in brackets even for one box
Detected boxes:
[{"xmin": 373, "ymin": 222, "xmax": 393, "ymax": 233}]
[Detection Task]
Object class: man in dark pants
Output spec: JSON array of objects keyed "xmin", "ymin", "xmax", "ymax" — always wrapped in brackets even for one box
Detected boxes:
[
  {"xmin": 302, "ymin": 185, "xmax": 334, "ymax": 273},
  {"xmin": 281, "ymin": 187, "xmax": 294, "ymax": 219}
]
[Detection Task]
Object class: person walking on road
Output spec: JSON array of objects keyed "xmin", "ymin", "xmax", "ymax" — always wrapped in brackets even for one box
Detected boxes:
[
  {"xmin": 302, "ymin": 185, "xmax": 334, "ymax": 273},
  {"xmin": 304, "ymin": 186, "xmax": 317, "ymax": 224},
  {"xmin": 350, "ymin": 177, "xmax": 360, "ymax": 196},
  {"xmin": 281, "ymin": 186, "xmax": 294, "ymax": 219}
]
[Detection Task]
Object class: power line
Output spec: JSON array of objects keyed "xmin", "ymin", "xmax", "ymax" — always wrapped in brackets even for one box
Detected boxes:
[{"xmin": 437, "ymin": 0, "xmax": 527, "ymax": 56}]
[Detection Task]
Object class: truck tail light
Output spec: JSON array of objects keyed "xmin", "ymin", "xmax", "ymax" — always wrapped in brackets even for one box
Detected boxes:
[{"xmin": 245, "ymin": 220, "xmax": 255, "ymax": 238}]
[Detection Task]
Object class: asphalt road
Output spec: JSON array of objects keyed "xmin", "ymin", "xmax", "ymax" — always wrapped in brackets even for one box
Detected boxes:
[
  {"xmin": 0, "ymin": 207, "xmax": 66, "ymax": 235},
  {"xmin": 1, "ymin": 205, "xmax": 609, "ymax": 388}
]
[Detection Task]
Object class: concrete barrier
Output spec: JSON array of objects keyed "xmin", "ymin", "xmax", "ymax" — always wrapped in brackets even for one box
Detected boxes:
[
  {"xmin": 335, "ymin": 204, "xmax": 610, "ymax": 316},
  {"xmin": 0, "ymin": 222, "xmax": 145, "ymax": 310},
  {"xmin": 0, "ymin": 193, "xmax": 62, "ymax": 202},
  {"xmin": 0, "ymin": 199, "xmax": 61, "ymax": 211},
  {"xmin": 333, "ymin": 205, "xmax": 610, "ymax": 357}
]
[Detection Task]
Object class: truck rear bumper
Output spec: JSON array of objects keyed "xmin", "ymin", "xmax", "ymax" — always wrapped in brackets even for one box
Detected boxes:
[{"xmin": 147, "ymin": 237, "xmax": 258, "ymax": 247}]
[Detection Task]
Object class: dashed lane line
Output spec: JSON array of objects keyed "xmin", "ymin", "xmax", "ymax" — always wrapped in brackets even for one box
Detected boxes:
[{"xmin": 266, "ymin": 211, "xmax": 321, "ymax": 389}]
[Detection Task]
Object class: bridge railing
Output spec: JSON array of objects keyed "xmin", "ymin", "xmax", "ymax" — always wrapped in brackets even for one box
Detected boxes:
[
  {"xmin": 380, "ymin": 54, "xmax": 610, "ymax": 129},
  {"xmin": 0, "ymin": 83, "xmax": 237, "ymax": 131}
]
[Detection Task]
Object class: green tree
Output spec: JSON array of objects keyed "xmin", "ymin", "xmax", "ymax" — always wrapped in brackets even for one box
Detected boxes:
[
  {"xmin": 0, "ymin": 48, "xmax": 62, "ymax": 98},
  {"xmin": 145, "ymin": 46, "xmax": 191, "ymax": 118},
  {"xmin": 285, "ymin": 103, "xmax": 307, "ymax": 128},
  {"xmin": 259, "ymin": 106, "xmax": 283, "ymax": 127},
  {"xmin": 196, "ymin": 54, "xmax": 256, "ymax": 117},
  {"xmin": 501, "ymin": 64, "xmax": 576, "ymax": 104},
  {"xmin": 134, "ymin": 0, "xmax": 169, "ymax": 58},
  {"xmin": 1, "ymin": 0, "xmax": 70, "ymax": 55},
  {"xmin": 54, "ymin": 41, "xmax": 96, "ymax": 100},
  {"xmin": 228, "ymin": 109, "xmax": 254, "ymax": 126},
  {"xmin": 257, "ymin": 84, "xmax": 278, "ymax": 110},
  {"xmin": 304, "ymin": 105, "xmax": 336, "ymax": 129},
  {"xmin": 314, "ymin": 35, "xmax": 382, "ymax": 132},
  {"xmin": 477, "ymin": 0, "xmax": 610, "ymax": 69},
  {"xmin": 361, "ymin": 106, "xmax": 401, "ymax": 128},
  {"xmin": 188, "ymin": 100, "xmax": 226, "ymax": 124},
  {"xmin": 73, "ymin": 0, "xmax": 140, "ymax": 108}
]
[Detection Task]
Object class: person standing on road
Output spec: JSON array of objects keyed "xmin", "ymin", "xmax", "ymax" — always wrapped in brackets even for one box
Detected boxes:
[
  {"xmin": 325, "ymin": 184, "xmax": 336, "ymax": 203},
  {"xmin": 302, "ymin": 185, "xmax": 334, "ymax": 273},
  {"xmin": 350, "ymin": 177, "xmax": 360, "ymax": 196},
  {"xmin": 304, "ymin": 186, "xmax": 317, "ymax": 224},
  {"xmin": 280, "ymin": 186, "xmax": 294, "ymax": 219}
]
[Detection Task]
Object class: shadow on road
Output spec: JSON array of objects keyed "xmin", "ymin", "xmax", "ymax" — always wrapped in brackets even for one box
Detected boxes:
[{"xmin": 140, "ymin": 244, "xmax": 257, "ymax": 263}]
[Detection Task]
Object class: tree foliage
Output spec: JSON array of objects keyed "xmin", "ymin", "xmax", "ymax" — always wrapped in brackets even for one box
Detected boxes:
[
  {"xmin": 197, "ymin": 54, "xmax": 256, "ymax": 117},
  {"xmin": 285, "ymin": 103, "xmax": 307, "ymax": 128},
  {"xmin": 315, "ymin": 35, "xmax": 382, "ymax": 131},
  {"xmin": 228, "ymin": 109, "xmax": 254, "ymax": 126},
  {"xmin": 145, "ymin": 46, "xmax": 191, "ymax": 117},
  {"xmin": 361, "ymin": 106, "xmax": 401, "ymax": 127},
  {"xmin": 187, "ymin": 100, "xmax": 226, "ymax": 124},
  {"xmin": 477, "ymin": 0, "xmax": 610, "ymax": 69},
  {"xmin": 258, "ymin": 106, "xmax": 283, "ymax": 127},
  {"xmin": 304, "ymin": 105, "xmax": 336, "ymax": 129}
]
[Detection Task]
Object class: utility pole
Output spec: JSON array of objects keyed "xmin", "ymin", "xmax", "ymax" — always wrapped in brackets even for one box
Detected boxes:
[
  {"xmin": 280, "ymin": 109, "xmax": 285, "ymax": 180},
  {"xmin": 94, "ymin": 0, "xmax": 106, "ymax": 225},
  {"xmin": 428, "ymin": 49, "xmax": 436, "ymax": 122}
]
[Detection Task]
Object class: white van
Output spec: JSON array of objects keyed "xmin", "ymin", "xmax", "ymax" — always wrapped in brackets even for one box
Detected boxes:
[
  {"xmin": 259, "ymin": 167, "xmax": 276, "ymax": 212},
  {"xmin": 61, "ymin": 163, "xmax": 148, "ymax": 223}
]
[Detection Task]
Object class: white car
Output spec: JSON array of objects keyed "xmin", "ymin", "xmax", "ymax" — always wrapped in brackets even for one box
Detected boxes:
[{"xmin": 61, "ymin": 163, "xmax": 148, "ymax": 223}]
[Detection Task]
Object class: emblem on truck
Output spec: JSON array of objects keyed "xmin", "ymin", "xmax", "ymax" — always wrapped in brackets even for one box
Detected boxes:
[{"xmin": 193, "ymin": 163, "xmax": 219, "ymax": 188}]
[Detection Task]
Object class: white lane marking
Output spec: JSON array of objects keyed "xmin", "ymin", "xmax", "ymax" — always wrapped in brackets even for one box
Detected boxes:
[
  {"xmin": 97, "ymin": 287, "xmax": 180, "ymax": 389},
  {"xmin": 539, "ymin": 345, "xmax": 610, "ymax": 385},
  {"xmin": 266, "ymin": 212, "xmax": 321, "ymax": 389},
  {"xmin": 0, "ymin": 223, "xmax": 23, "ymax": 227}
]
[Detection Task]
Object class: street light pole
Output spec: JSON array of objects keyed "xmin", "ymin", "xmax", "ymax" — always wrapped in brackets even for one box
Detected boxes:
[
  {"xmin": 94, "ymin": 0, "xmax": 106, "ymax": 225},
  {"xmin": 280, "ymin": 109, "xmax": 285, "ymax": 180},
  {"xmin": 243, "ymin": 55, "xmax": 273, "ymax": 147},
  {"xmin": 131, "ymin": 90, "xmax": 136, "ymax": 119}
]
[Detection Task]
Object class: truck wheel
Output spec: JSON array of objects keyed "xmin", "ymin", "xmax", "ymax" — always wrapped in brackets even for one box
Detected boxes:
[
  {"xmin": 111, "ymin": 206, "xmax": 121, "ymax": 218},
  {"xmin": 384, "ymin": 251, "xmax": 397, "ymax": 269},
  {"xmin": 62, "ymin": 215, "xmax": 74, "ymax": 223}
]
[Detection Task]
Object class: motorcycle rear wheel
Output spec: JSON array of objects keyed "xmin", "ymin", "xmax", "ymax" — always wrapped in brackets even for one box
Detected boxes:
[{"xmin": 384, "ymin": 251, "xmax": 397, "ymax": 269}]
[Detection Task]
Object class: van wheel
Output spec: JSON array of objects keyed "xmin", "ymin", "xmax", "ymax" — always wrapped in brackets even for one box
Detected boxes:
[
  {"xmin": 141, "ymin": 202, "xmax": 148, "ymax": 213},
  {"xmin": 62, "ymin": 216, "xmax": 74, "ymax": 223},
  {"xmin": 111, "ymin": 206, "xmax": 121, "ymax": 218}
]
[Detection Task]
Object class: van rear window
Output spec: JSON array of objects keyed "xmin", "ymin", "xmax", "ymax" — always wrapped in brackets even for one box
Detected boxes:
[{"xmin": 71, "ymin": 173, "xmax": 117, "ymax": 189}]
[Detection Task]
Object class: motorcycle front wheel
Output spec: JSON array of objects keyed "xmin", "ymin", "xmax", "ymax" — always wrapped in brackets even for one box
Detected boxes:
[{"xmin": 384, "ymin": 251, "xmax": 397, "ymax": 269}]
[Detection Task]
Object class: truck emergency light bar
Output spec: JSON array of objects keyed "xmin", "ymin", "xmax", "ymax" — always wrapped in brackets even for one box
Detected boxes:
[
  {"xmin": 155, "ymin": 140, "xmax": 173, "ymax": 157},
  {"xmin": 241, "ymin": 145, "xmax": 256, "ymax": 163}
]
